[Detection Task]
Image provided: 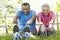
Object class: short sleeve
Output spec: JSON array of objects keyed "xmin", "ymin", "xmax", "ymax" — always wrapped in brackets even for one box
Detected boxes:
[
  {"xmin": 37, "ymin": 13, "xmax": 42, "ymax": 21},
  {"xmin": 32, "ymin": 10, "xmax": 36, "ymax": 15},
  {"xmin": 51, "ymin": 11, "xmax": 56, "ymax": 20},
  {"xmin": 16, "ymin": 10, "xmax": 20, "ymax": 16}
]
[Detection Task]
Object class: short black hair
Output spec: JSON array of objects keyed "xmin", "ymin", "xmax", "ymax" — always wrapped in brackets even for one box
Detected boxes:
[{"xmin": 22, "ymin": 2, "xmax": 30, "ymax": 7}]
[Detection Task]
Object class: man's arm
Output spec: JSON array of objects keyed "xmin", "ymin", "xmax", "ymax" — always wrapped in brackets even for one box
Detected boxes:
[
  {"xmin": 27, "ymin": 14, "xmax": 36, "ymax": 24},
  {"xmin": 13, "ymin": 14, "xmax": 18, "ymax": 24},
  {"xmin": 31, "ymin": 14, "xmax": 36, "ymax": 22}
]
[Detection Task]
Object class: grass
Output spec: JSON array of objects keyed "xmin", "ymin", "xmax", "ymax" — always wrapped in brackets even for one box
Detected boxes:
[
  {"xmin": 0, "ymin": 30, "xmax": 60, "ymax": 40},
  {"xmin": 0, "ymin": 34, "xmax": 13, "ymax": 40}
]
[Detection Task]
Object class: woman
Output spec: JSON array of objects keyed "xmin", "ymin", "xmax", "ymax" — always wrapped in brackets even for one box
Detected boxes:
[{"xmin": 37, "ymin": 3, "xmax": 56, "ymax": 37}]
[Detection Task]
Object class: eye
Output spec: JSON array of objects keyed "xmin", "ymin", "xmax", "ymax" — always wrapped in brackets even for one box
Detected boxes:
[
  {"xmin": 22, "ymin": 8, "xmax": 29, "ymax": 10},
  {"xmin": 43, "ymin": 10, "xmax": 48, "ymax": 11}
]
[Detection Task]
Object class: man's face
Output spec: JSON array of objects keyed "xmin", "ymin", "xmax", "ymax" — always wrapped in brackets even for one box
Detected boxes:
[
  {"xmin": 22, "ymin": 5, "xmax": 30, "ymax": 14},
  {"xmin": 42, "ymin": 7, "xmax": 50, "ymax": 15}
]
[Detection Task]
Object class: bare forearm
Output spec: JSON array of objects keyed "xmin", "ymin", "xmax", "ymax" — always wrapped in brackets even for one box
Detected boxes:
[
  {"xmin": 49, "ymin": 20, "xmax": 54, "ymax": 24},
  {"xmin": 26, "ymin": 14, "xmax": 36, "ymax": 24},
  {"xmin": 38, "ymin": 20, "xmax": 44, "ymax": 25},
  {"xmin": 13, "ymin": 15, "xmax": 18, "ymax": 24},
  {"xmin": 31, "ymin": 14, "xmax": 36, "ymax": 22}
]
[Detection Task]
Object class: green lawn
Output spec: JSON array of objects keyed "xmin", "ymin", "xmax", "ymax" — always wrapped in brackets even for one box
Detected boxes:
[{"xmin": 0, "ymin": 30, "xmax": 60, "ymax": 40}]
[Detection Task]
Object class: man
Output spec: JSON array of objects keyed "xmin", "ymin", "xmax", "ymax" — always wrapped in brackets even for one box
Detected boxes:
[
  {"xmin": 13, "ymin": 2, "xmax": 37, "ymax": 36},
  {"xmin": 37, "ymin": 3, "xmax": 56, "ymax": 37}
]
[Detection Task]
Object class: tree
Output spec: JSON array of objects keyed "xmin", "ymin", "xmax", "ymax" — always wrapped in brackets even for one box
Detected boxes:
[
  {"xmin": 0, "ymin": 0, "xmax": 23, "ymax": 33},
  {"xmin": 55, "ymin": 0, "xmax": 60, "ymax": 30},
  {"xmin": 56, "ymin": 2, "xmax": 60, "ymax": 12}
]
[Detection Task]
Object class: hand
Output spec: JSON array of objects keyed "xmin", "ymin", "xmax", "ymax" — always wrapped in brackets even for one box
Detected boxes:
[
  {"xmin": 26, "ymin": 20, "xmax": 32, "ymax": 24},
  {"xmin": 49, "ymin": 24, "xmax": 52, "ymax": 28},
  {"xmin": 40, "ymin": 25, "xmax": 46, "ymax": 32},
  {"xmin": 13, "ymin": 20, "xmax": 18, "ymax": 24},
  {"xmin": 49, "ymin": 20, "xmax": 54, "ymax": 24},
  {"xmin": 49, "ymin": 24, "xmax": 55, "ymax": 30}
]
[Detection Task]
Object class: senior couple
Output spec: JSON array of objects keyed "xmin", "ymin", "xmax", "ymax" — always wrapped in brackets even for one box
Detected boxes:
[{"xmin": 13, "ymin": 2, "xmax": 56, "ymax": 39}]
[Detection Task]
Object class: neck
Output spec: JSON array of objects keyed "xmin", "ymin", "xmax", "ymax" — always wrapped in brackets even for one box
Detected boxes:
[
  {"xmin": 24, "ymin": 11, "xmax": 30, "ymax": 15},
  {"xmin": 24, "ymin": 12, "xmax": 29, "ymax": 15}
]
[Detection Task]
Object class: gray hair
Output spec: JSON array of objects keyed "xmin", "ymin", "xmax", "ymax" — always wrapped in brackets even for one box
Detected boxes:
[{"xmin": 42, "ymin": 3, "xmax": 50, "ymax": 8}]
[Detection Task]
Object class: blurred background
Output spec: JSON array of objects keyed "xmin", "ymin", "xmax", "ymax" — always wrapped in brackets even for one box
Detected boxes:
[{"xmin": 0, "ymin": 0, "xmax": 60, "ymax": 33}]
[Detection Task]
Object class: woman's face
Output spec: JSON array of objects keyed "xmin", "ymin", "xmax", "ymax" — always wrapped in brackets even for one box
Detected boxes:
[{"xmin": 42, "ymin": 7, "xmax": 50, "ymax": 15}]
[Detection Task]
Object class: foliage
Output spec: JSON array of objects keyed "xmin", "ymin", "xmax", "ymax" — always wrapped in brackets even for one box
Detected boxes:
[{"xmin": 55, "ymin": 0, "xmax": 60, "ymax": 12}]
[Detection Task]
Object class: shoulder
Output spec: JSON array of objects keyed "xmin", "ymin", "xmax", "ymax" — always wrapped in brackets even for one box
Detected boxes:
[
  {"xmin": 16, "ymin": 10, "xmax": 23, "ymax": 15},
  {"xmin": 49, "ymin": 11, "xmax": 56, "ymax": 16},
  {"xmin": 29, "ymin": 10, "xmax": 36, "ymax": 14},
  {"xmin": 38, "ymin": 12, "xmax": 43, "ymax": 16},
  {"xmin": 50, "ymin": 11, "xmax": 55, "ymax": 14},
  {"xmin": 30, "ymin": 10, "xmax": 36, "ymax": 12},
  {"xmin": 16, "ymin": 10, "xmax": 23, "ymax": 14},
  {"xmin": 16, "ymin": 10, "xmax": 23, "ymax": 16}
]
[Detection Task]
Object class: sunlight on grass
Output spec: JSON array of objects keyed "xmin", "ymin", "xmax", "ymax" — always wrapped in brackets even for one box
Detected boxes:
[{"xmin": 0, "ymin": 30, "xmax": 60, "ymax": 40}]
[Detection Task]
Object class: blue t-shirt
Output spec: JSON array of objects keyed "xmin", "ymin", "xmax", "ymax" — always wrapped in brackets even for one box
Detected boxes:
[{"xmin": 16, "ymin": 10, "xmax": 36, "ymax": 31}]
